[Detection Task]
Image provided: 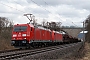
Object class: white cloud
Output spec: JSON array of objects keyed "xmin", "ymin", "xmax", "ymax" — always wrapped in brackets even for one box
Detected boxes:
[{"xmin": 0, "ymin": 0, "xmax": 90, "ymax": 27}]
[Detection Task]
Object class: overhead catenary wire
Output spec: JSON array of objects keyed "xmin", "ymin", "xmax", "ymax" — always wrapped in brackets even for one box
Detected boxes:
[
  {"xmin": 42, "ymin": 0, "xmax": 48, "ymax": 5},
  {"xmin": 0, "ymin": 0, "xmax": 62, "ymax": 24},
  {"xmin": 72, "ymin": 22, "xmax": 79, "ymax": 27},
  {"xmin": 30, "ymin": 0, "xmax": 51, "ymax": 13},
  {"xmin": 0, "ymin": 1, "xmax": 25, "ymax": 13},
  {"xmin": 42, "ymin": 0, "xmax": 63, "ymax": 21},
  {"xmin": 13, "ymin": 0, "xmax": 51, "ymax": 22},
  {"xmin": 42, "ymin": 0, "xmax": 82, "ymax": 28},
  {"xmin": 0, "ymin": 0, "xmax": 81, "ymax": 28},
  {"xmin": 11, "ymin": 1, "xmax": 33, "ymax": 14}
]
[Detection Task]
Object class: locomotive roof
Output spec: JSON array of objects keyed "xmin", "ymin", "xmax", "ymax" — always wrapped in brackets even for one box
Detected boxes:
[
  {"xmin": 35, "ymin": 26, "xmax": 51, "ymax": 31},
  {"xmin": 14, "ymin": 24, "xmax": 66, "ymax": 34},
  {"xmin": 14, "ymin": 24, "xmax": 34, "ymax": 27}
]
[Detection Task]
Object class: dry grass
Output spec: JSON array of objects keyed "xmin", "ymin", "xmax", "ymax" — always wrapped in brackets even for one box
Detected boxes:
[
  {"xmin": 71, "ymin": 42, "xmax": 90, "ymax": 60},
  {"xmin": 58, "ymin": 42, "xmax": 90, "ymax": 60},
  {"xmin": 79, "ymin": 42, "xmax": 90, "ymax": 60},
  {"xmin": 0, "ymin": 28, "xmax": 15, "ymax": 51},
  {"xmin": 0, "ymin": 38, "xmax": 15, "ymax": 51},
  {"xmin": 68, "ymin": 42, "xmax": 90, "ymax": 60}
]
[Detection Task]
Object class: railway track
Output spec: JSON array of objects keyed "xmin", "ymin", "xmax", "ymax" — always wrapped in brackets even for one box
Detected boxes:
[
  {"xmin": 0, "ymin": 49, "xmax": 21, "ymax": 53},
  {"xmin": 0, "ymin": 42, "xmax": 82, "ymax": 60}
]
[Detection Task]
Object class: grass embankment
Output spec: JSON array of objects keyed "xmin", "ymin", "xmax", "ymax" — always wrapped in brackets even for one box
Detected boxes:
[
  {"xmin": 71, "ymin": 42, "xmax": 90, "ymax": 60},
  {"xmin": 79, "ymin": 42, "xmax": 90, "ymax": 60},
  {"xmin": 59, "ymin": 42, "xmax": 90, "ymax": 60}
]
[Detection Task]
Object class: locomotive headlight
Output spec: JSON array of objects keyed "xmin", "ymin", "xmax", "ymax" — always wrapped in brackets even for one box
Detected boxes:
[
  {"xmin": 13, "ymin": 34, "xmax": 17, "ymax": 37},
  {"xmin": 22, "ymin": 34, "xmax": 26, "ymax": 36},
  {"xmin": 22, "ymin": 41, "xmax": 26, "ymax": 43}
]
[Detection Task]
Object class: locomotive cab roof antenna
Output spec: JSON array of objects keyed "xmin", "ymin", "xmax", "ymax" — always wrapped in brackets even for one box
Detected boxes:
[{"xmin": 24, "ymin": 14, "xmax": 33, "ymax": 24}]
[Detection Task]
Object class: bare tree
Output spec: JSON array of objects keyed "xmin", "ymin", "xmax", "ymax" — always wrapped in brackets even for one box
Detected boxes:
[
  {"xmin": 0, "ymin": 17, "xmax": 13, "ymax": 38},
  {"xmin": 41, "ymin": 21, "xmax": 62, "ymax": 31},
  {"xmin": 86, "ymin": 15, "xmax": 90, "ymax": 42},
  {"xmin": 0, "ymin": 17, "xmax": 6, "ymax": 34}
]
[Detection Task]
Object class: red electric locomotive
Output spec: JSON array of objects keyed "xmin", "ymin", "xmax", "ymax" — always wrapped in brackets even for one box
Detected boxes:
[{"xmin": 11, "ymin": 23, "xmax": 63, "ymax": 48}]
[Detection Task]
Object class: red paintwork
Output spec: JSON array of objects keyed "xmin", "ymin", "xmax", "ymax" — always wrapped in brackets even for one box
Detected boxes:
[
  {"xmin": 12, "ymin": 24, "xmax": 63, "ymax": 44},
  {"xmin": 46, "ymin": 30, "xmax": 51, "ymax": 40},
  {"xmin": 34, "ymin": 28, "xmax": 41, "ymax": 40},
  {"xmin": 55, "ymin": 33, "xmax": 63, "ymax": 41}
]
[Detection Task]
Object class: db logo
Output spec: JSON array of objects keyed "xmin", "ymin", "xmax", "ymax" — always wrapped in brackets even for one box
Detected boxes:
[{"xmin": 19, "ymin": 33, "xmax": 21, "ymax": 34}]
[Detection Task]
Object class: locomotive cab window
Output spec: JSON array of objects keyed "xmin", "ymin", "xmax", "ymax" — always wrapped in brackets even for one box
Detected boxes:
[{"xmin": 14, "ymin": 26, "xmax": 27, "ymax": 32}]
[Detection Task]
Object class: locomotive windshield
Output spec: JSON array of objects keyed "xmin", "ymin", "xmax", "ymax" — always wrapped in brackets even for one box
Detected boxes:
[{"xmin": 14, "ymin": 26, "xmax": 27, "ymax": 32}]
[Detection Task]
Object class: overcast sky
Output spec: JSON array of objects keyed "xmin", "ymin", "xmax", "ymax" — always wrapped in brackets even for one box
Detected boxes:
[{"xmin": 0, "ymin": 0, "xmax": 90, "ymax": 27}]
